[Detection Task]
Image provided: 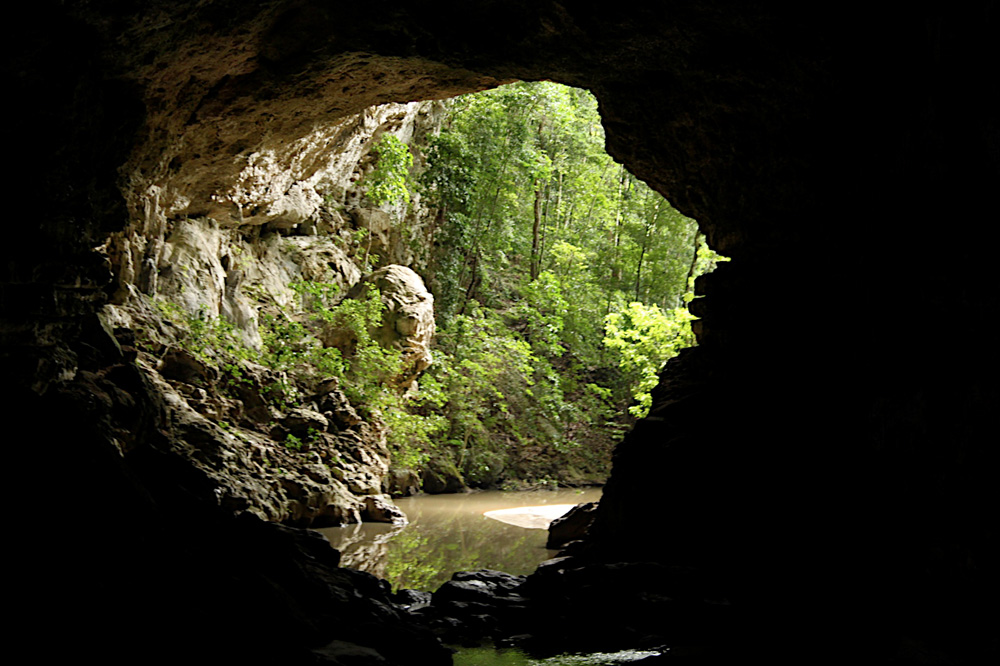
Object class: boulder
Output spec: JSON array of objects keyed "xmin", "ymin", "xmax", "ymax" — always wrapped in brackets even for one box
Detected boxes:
[
  {"xmin": 341, "ymin": 265, "xmax": 435, "ymax": 390},
  {"xmin": 421, "ymin": 457, "xmax": 466, "ymax": 494},
  {"xmin": 546, "ymin": 501, "xmax": 599, "ymax": 549},
  {"xmin": 282, "ymin": 407, "xmax": 329, "ymax": 437},
  {"xmin": 386, "ymin": 467, "xmax": 421, "ymax": 497},
  {"xmin": 318, "ymin": 385, "xmax": 363, "ymax": 429},
  {"xmin": 157, "ymin": 347, "xmax": 215, "ymax": 386},
  {"xmin": 439, "ymin": 570, "xmax": 526, "ymax": 602},
  {"xmin": 362, "ymin": 495, "xmax": 408, "ymax": 524},
  {"xmin": 423, "ymin": 570, "xmax": 530, "ymax": 644}
]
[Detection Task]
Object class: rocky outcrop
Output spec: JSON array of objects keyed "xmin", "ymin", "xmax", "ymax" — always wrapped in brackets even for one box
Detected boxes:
[
  {"xmin": 413, "ymin": 570, "xmax": 530, "ymax": 645},
  {"xmin": 546, "ymin": 501, "xmax": 599, "ymax": 549},
  {"xmin": 89, "ymin": 94, "xmax": 447, "ymax": 530},
  {"xmin": 96, "ymin": 283, "xmax": 410, "ymax": 528},
  {"xmin": 147, "ymin": 351, "xmax": 404, "ymax": 527},
  {"xmin": 343, "ymin": 265, "xmax": 435, "ymax": 390}
]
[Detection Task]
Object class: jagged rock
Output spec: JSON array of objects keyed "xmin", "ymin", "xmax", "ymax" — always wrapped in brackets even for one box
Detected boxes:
[
  {"xmin": 438, "ymin": 570, "xmax": 527, "ymax": 602},
  {"xmin": 157, "ymin": 347, "xmax": 215, "ymax": 386},
  {"xmin": 319, "ymin": 386, "xmax": 363, "ymax": 429},
  {"xmin": 344, "ymin": 469, "xmax": 383, "ymax": 495},
  {"xmin": 282, "ymin": 407, "xmax": 329, "ymax": 436},
  {"xmin": 546, "ymin": 501, "xmax": 599, "ymax": 549},
  {"xmin": 142, "ymin": 354, "xmax": 400, "ymax": 529},
  {"xmin": 363, "ymin": 495, "xmax": 408, "ymax": 524},
  {"xmin": 422, "ymin": 570, "xmax": 530, "ymax": 644}
]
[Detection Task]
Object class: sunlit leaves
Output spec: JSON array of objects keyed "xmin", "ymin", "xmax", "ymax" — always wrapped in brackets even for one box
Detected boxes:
[
  {"xmin": 363, "ymin": 134, "xmax": 414, "ymax": 206},
  {"xmin": 603, "ymin": 302, "xmax": 696, "ymax": 417}
]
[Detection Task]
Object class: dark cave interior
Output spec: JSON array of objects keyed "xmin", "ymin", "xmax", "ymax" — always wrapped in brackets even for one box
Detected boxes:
[{"xmin": 2, "ymin": 2, "xmax": 997, "ymax": 663}]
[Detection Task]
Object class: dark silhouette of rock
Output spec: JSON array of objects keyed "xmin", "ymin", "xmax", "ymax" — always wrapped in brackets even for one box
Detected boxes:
[{"xmin": 546, "ymin": 500, "xmax": 599, "ymax": 549}]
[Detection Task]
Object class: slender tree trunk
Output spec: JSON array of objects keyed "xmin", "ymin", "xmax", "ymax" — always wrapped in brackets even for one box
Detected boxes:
[
  {"xmin": 458, "ymin": 251, "xmax": 480, "ymax": 316},
  {"xmin": 634, "ymin": 239, "xmax": 647, "ymax": 302},
  {"xmin": 531, "ymin": 183, "xmax": 543, "ymax": 280},
  {"xmin": 683, "ymin": 230, "xmax": 703, "ymax": 301},
  {"xmin": 612, "ymin": 165, "xmax": 626, "ymax": 283}
]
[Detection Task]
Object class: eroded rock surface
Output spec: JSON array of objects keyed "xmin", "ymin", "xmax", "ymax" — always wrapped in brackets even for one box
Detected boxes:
[{"xmin": 345, "ymin": 265, "xmax": 435, "ymax": 390}]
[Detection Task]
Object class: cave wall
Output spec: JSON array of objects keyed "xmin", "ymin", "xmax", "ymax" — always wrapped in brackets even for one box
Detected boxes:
[{"xmin": 3, "ymin": 1, "xmax": 996, "ymax": 662}]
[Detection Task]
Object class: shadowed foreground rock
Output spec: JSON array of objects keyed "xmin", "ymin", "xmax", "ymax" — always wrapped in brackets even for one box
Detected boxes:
[{"xmin": 546, "ymin": 501, "xmax": 599, "ymax": 549}]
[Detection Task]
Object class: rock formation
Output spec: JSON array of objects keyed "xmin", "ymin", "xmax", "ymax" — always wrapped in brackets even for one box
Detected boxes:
[
  {"xmin": 338, "ymin": 264, "xmax": 435, "ymax": 391},
  {"xmin": 4, "ymin": 2, "xmax": 996, "ymax": 664},
  {"xmin": 93, "ymin": 98, "xmax": 444, "ymax": 531}
]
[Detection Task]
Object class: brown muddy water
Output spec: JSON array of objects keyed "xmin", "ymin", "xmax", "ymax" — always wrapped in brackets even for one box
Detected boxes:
[{"xmin": 315, "ymin": 488, "xmax": 602, "ymax": 592}]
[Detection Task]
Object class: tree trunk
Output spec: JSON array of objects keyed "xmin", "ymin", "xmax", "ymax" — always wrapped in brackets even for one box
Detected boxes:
[
  {"xmin": 683, "ymin": 230, "xmax": 703, "ymax": 301},
  {"xmin": 531, "ymin": 184, "xmax": 543, "ymax": 280},
  {"xmin": 634, "ymin": 239, "xmax": 647, "ymax": 302}
]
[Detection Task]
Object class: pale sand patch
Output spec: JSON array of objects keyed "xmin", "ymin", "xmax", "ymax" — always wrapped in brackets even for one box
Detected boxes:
[{"xmin": 483, "ymin": 504, "xmax": 579, "ymax": 529}]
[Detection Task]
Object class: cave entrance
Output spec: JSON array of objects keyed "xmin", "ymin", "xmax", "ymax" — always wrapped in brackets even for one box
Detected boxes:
[
  {"xmin": 121, "ymin": 76, "xmax": 724, "ymax": 588},
  {"xmin": 365, "ymin": 81, "xmax": 725, "ymax": 495},
  {"xmin": 305, "ymin": 81, "xmax": 726, "ymax": 591}
]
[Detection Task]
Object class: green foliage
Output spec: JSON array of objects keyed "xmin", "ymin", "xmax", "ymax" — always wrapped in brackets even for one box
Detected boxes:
[
  {"xmin": 363, "ymin": 134, "xmax": 414, "ymax": 206},
  {"xmin": 284, "ymin": 433, "xmax": 304, "ymax": 451},
  {"xmin": 603, "ymin": 302, "xmax": 695, "ymax": 417},
  {"xmin": 410, "ymin": 81, "xmax": 728, "ymax": 485},
  {"xmin": 155, "ymin": 300, "xmax": 256, "ymax": 369}
]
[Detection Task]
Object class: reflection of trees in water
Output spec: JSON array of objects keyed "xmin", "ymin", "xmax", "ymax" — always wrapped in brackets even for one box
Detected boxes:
[
  {"xmin": 386, "ymin": 516, "xmax": 546, "ymax": 592},
  {"xmin": 384, "ymin": 530, "xmax": 448, "ymax": 592},
  {"xmin": 330, "ymin": 522, "xmax": 407, "ymax": 581}
]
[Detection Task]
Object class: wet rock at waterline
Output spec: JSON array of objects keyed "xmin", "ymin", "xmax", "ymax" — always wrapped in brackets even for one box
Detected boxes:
[
  {"xmin": 421, "ymin": 457, "xmax": 468, "ymax": 494},
  {"xmin": 386, "ymin": 467, "xmax": 422, "ymax": 497},
  {"xmin": 363, "ymin": 494, "xmax": 408, "ymax": 524},
  {"xmin": 406, "ymin": 557, "xmax": 734, "ymax": 659},
  {"xmin": 546, "ymin": 501, "xmax": 599, "ymax": 549}
]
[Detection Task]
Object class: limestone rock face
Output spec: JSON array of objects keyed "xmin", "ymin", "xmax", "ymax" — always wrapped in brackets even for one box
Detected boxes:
[{"xmin": 340, "ymin": 265, "xmax": 435, "ymax": 390}]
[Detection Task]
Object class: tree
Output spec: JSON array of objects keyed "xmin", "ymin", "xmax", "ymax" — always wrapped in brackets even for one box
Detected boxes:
[
  {"xmin": 409, "ymin": 81, "xmax": 726, "ymax": 486},
  {"xmin": 603, "ymin": 302, "xmax": 695, "ymax": 417},
  {"xmin": 364, "ymin": 134, "xmax": 414, "ymax": 206}
]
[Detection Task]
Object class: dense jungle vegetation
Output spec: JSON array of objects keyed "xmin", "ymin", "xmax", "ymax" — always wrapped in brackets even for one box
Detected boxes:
[
  {"xmin": 391, "ymin": 82, "xmax": 725, "ymax": 487},
  {"xmin": 153, "ymin": 82, "xmax": 725, "ymax": 491}
]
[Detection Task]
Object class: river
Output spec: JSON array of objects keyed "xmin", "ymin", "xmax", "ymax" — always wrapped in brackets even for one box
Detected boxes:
[{"xmin": 315, "ymin": 487, "xmax": 602, "ymax": 592}]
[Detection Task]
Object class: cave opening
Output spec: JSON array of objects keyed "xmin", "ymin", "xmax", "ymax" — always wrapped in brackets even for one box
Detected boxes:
[
  {"xmin": 6, "ymin": 3, "xmax": 996, "ymax": 663},
  {"xmin": 298, "ymin": 80, "xmax": 730, "ymax": 591},
  {"xmin": 112, "ymin": 77, "xmax": 725, "ymax": 591}
]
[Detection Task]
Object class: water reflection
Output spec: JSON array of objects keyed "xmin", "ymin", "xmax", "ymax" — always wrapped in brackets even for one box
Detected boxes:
[{"xmin": 315, "ymin": 488, "xmax": 602, "ymax": 592}]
